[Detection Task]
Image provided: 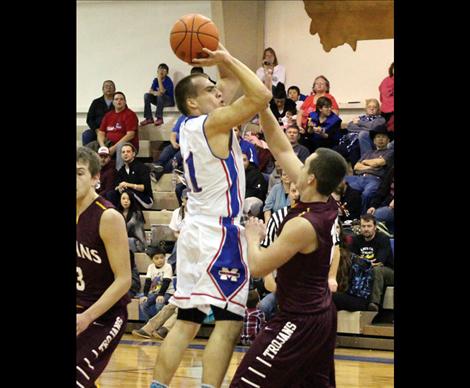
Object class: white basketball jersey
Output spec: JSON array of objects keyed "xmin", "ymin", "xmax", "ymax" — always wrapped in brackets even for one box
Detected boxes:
[{"xmin": 179, "ymin": 115, "xmax": 246, "ymax": 218}]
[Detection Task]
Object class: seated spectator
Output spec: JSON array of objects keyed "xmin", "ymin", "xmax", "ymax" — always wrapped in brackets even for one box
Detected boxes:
[
  {"xmin": 108, "ymin": 142, "xmax": 154, "ymax": 209},
  {"xmin": 267, "ymin": 159, "xmax": 282, "ymax": 194},
  {"xmin": 96, "ymin": 146, "xmax": 117, "ymax": 199},
  {"xmin": 117, "ymin": 189, "xmax": 147, "ymax": 253},
  {"xmin": 331, "ymin": 180, "xmax": 362, "ymax": 223},
  {"xmin": 243, "ymin": 152, "xmax": 268, "ymax": 217},
  {"xmin": 140, "ymin": 63, "xmax": 175, "ymax": 127},
  {"xmin": 166, "ymin": 188, "xmax": 188, "ymax": 272},
  {"xmin": 379, "ymin": 62, "xmax": 394, "ymax": 124},
  {"xmin": 255, "ymin": 47, "xmax": 286, "ymax": 95},
  {"xmin": 350, "ymin": 214, "xmax": 394, "ymax": 311},
  {"xmin": 367, "ymin": 165, "xmax": 394, "ymax": 234},
  {"xmin": 301, "ymin": 96, "xmax": 342, "ymax": 153},
  {"xmin": 139, "ymin": 246, "xmax": 174, "ymax": 322},
  {"xmin": 263, "ymin": 170, "xmax": 291, "ymax": 223},
  {"xmin": 269, "ymin": 85, "xmax": 297, "ymax": 125},
  {"xmin": 345, "ymin": 125, "xmax": 394, "ymax": 214},
  {"xmin": 296, "ymin": 75, "xmax": 339, "ymax": 130},
  {"xmin": 346, "ymin": 98, "xmax": 387, "ymax": 158},
  {"xmin": 240, "ymin": 289, "xmax": 266, "ymax": 346},
  {"xmin": 287, "ymin": 85, "xmax": 306, "ymax": 112},
  {"xmin": 234, "ymin": 125, "xmax": 259, "ymax": 167},
  {"xmin": 88, "ymin": 91, "xmax": 139, "ymax": 171},
  {"xmin": 82, "ymin": 80, "xmax": 116, "ymax": 145},
  {"xmin": 285, "ymin": 125, "xmax": 310, "ymax": 163},
  {"xmin": 132, "ymin": 303, "xmax": 178, "ymax": 340},
  {"xmin": 148, "ymin": 114, "xmax": 186, "ymax": 180}
]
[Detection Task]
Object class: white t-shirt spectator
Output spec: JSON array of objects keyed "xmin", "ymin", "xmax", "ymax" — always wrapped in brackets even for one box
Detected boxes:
[
  {"xmin": 256, "ymin": 64, "xmax": 286, "ymax": 87},
  {"xmin": 146, "ymin": 262, "xmax": 175, "ymax": 294},
  {"xmin": 169, "ymin": 208, "xmax": 185, "ymax": 232}
]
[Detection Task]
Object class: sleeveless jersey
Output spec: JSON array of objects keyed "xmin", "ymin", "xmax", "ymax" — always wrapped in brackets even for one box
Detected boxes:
[
  {"xmin": 76, "ymin": 196, "xmax": 130, "ymax": 315},
  {"xmin": 276, "ymin": 198, "xmax": 339, "ymax": 314},
  {"xmin": 179, "ymin": 115, "xmax": 245, "ymax": 218}
]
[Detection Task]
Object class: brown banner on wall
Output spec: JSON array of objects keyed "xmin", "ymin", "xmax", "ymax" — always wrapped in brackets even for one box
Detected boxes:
[{"xmin": 303, "ymin": 0, "xmax": 394, "ymax": 52}]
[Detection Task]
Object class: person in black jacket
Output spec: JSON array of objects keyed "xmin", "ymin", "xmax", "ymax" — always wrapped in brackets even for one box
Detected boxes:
[
  {"xmin": 242, "ymin": 152, "xmax": 268, "ymax": 217},
  {"xmin": 350, "ymin": 214, "xmax": 393, "ymax": 311},
  {"xmin": 82, "ymin": 80, "xmax": 116, "ymax": 145},
  {"xmin": 367, "ymin": 165, "xmax": 394, "ymax": 233},
  {"xmin": 107, "ymin": 142, "xmax": 154, "ymax": 209}
]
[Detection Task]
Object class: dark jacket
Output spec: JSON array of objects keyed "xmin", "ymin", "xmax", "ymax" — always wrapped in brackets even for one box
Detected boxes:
[
  {"xmin": 115, "ymin": 159, "xmax": 153, "ymax": 200},
  {"xmin": 245, "ymin": 164, "xmax": 268, "ymax": 201},
  {"xmin": 86, "ymin": 96, "xmax": 114, "ymax": 130},
  {"xmin": 369, "ymin": 166, "xmax": 394, "ymax": 209}
]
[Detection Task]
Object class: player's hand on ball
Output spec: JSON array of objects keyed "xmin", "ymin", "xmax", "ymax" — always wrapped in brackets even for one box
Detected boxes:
[
  {"xmin": 192, "ymin": 44, "xmax": 230, "ymax": 66},
  {"xmin": 245, "ymin": 217, "xmax": 266, "ymax": 242}
]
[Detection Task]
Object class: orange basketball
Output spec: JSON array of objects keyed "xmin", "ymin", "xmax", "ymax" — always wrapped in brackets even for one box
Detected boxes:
[{"xmin": 170, "ymin": 14, "xmax": 219, "ymax": 64}]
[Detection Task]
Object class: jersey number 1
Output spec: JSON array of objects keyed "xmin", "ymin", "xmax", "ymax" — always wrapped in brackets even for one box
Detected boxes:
[{"xmin": 185, "ymin": 152, "xmax": 202, "ymax": 192}]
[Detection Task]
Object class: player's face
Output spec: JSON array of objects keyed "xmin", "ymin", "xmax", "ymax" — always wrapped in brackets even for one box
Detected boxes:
[
  {"xmin": 76, "ymin": 161, "xmax": 98, "ymax": 201},
  {"xmin": 360, "ymin": 220, "xmax": 376, "ymax": 238},
  {"xmin": 194, "ymin": 77, "xmax": 224, "ymax": 114},
  {"xmin": 297, "ymin": 153, "xmax": 317, "ymax": 194},
  {"xmin": 120, "ymin": 192, "xmax": 130, "ymax": 209}
]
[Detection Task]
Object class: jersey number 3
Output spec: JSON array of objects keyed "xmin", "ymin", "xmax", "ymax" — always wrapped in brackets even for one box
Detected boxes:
[{"xmin": 77, "ymin": 266, "xmax": 85, "ymax": 291}]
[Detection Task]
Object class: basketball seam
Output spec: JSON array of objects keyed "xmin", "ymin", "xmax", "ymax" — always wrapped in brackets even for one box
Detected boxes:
[
  {"xmin": 190, "ymin": 15, "xmax": 195, "ymax": 63},
  {"xmin": 173, "ymin": 19, "xmax": 188, "ymax": 57},
  {"xmin": 171, "ymin": 31, "xmax": 218, "ymax": 39}
]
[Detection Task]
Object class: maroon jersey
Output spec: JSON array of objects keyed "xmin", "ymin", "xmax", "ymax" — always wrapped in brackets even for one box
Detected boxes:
[
  {"xmin": 276, "ymin": 197, "xmax": 338, "ymax": 315},
  {"xmin": 76, "ymin": 196, "xmax": 130, "ymax": 316}
]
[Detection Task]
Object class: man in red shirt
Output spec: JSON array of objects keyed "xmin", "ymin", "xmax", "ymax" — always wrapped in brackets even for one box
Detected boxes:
[{"xmin": 98, "ymin": 91, "xmax": 139, "ymax": 170}]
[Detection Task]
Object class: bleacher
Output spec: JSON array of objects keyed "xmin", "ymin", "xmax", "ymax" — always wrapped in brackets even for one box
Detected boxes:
[{"xmin": 77, "ymin": 106, "xmax": 393, "ymax": 350}]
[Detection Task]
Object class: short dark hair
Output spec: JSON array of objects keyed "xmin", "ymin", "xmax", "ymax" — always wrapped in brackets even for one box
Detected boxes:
[
  {"xmin": 175, "ymin": 73, "xmax": 209, "ymax": 116},
  {"xmin": 77, "ymin": 146, "xmax": 101, "ymax": 177},
  {"xmin": 147, "ymin": 245, "xmax": 166, "ymax": 258},
  {"xmin": 388, "ymin": 62, "xmax": 394, "ymax": 77},
  {"xmin": 360, "ymin": 213, "xmax": 377, "ymax": 225},
  {"xmin": 307, "ymin": 148, "xmax": 347, "ymax": 196},
  {"xmin": 316, "ymin": 96, "xmax": 332, "ymax": 110},
  {"xmin": 190, "ymin": 66, "xmax": 204, "ymax": 74},
  {"xmin": 121, "ymin": 142, "xmax": 136, "ymax": 153},
  {"xmin": 287, "ymin": 86, "xmax": 300, "ymax": 95},
  {"xmin": 113, "ymin": 91, "xmax": 126, "ymax": 100},
  {"xmin": 158, "ymin": 63, "xmax": 169, "ymax": 71}
]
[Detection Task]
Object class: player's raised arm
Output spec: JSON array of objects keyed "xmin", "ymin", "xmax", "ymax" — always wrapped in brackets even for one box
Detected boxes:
[
  {"xmin": 258, "ymin": 107, "xmax": 303, "ymax": 185},
  {"xmin": 192, "ymin": 44, "xmax": 272, "ymax": 134}
]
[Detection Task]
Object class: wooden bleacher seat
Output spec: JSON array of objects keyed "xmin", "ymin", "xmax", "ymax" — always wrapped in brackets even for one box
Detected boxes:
[
  {"xmin": 127, "ymin": 298, "xmax": 140, "ymax": 320},
  {"xmin": 143, "ymin": 210, "xmax": 173, "ymax": 229},
  {"xmin": 382, "ymin": 286, "xmax": 394, "ymax": 310},
  {"xmin": 336, "ymin": 311, "xmax": 378, "ymax": 334},
  {"xmin": 151, "ymin": 192, "xmax": 179, "ymax": 210},
  {"xmin": 152, "ymin": 173, "xmax": 175, "ymax": 192}
]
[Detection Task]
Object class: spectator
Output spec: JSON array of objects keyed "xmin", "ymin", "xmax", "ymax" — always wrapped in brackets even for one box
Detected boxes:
[
  {"xmin": 263, "ymin": 170, "xmax": 291, "ymax": 223},
  {"xmin": 117, "ymin": 190, "xmax": 147, "ymax": 253},
  {"xmin": 82, "ymin": 80, "xmax": 116, "ymax": 145},
  {"xmin": 379, "ymin": 62, "xmax": 394, "ymax": 124},
  {"xmin": 267, "ymin": 159, "xmax": 282, "ymax": 194},
  {"xmin": 240, "ymin": 289, "xmax": 266, "ymax": 346},
  {"xmin": 96, "ymin": 146, "xmax": 117, "ymax": 199},
  {"xmin": 140, "ymin": 63, "xmax": 175, "ymax": 127},
  {"xmin": 297, "ymin": 75, "xmax": 339, "ymax": 129},
  {"xmin": 234, "ymin": 125, "xmax": 259, "ymax": 167},
  {"xmin": 94, "ymin": 91, "xmax": 139, "ymax": 171},
  {"xmin": 109, "ymin": 142, "xmax": 154, "ymax": 209},
  {"xmin": 349, "ymin": 98, "xmax": 387, "ymax": 156},
  {"xmin": 367, "ymin": 165, "xmax": 394, "ymax": 234},
  {"xmin": 287, "ymin": 85, "xmax": 306, "ymax": 112},
  {"xmin": 132, "ymin": 303, "xmax": 178, "ymax": 340},
  {"xmin": 331, "ymin": 180, "xmax": 362, "ymax": 223},
  {"xmin": 166, "ymin": 188, "xmax": 189, "ymax": 272},
  {"xmin": 350, "ymin": 214, "xmax": 394, "ymax": 311},
  {"xmin": 242, "ymin": 151, "xmax": 268, "ymax": 217},
  {"xmin": 285, "ymin": 125, "xmax": 310, "ymax": 163},
  {"xmin": 148, "ymin": 114, "xmax": 186, "ymax": 180},
  {"xmin": 269, "ymin": 85, "xmax": 297, "ymax": 125},
  {"xmin": 345, "ymin": 124, "xmax": 394, "ymax": 214},
  {"xmin": 301, "ymin": 96, "xmax": 343, "ymax": 152},
  {"xmin": 139, "ymin": 246, "xmax": 174, "ymax": 322},
  {"xmin": 255, "ymin": 47, "xmax": 286, "ymax": 94}
]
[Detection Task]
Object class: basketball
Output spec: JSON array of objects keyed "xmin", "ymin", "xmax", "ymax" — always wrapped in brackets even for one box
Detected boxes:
[{"xmin": 170, "ymin": 14, "xmax": 219, "ymax": 64}]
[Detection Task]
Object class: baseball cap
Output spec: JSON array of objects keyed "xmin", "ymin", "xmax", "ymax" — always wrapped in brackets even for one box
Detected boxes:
[{"xmin": 98, "ymin": 146, "xmax": 110, "ymax": 155}]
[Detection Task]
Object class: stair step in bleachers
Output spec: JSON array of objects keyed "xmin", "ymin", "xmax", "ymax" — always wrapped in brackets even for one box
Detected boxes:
[
  {"xmin": 143, "ymin": 210, "xmax": 173, "ymax": 229},
  {"xmin": 362, "ymin": 323, "xmax": 394, "ymax": 337},
  {"xmin": 382, "ymin": 286, "xmax": 394, "ymax": 310},
  {"xmin": 139, "ymin": 119, "xmax": 177, "ymax": 141},
  {"xmin": 336, "ymin": 311, "xmax": 378, "ymax": 334},
  {"xmin": 151, "ymin": 192, "xmax": 179, "ymax": 210},
  {"xmin": 152, "ymin": 174, "xmax": 175, "ymax": 192}
]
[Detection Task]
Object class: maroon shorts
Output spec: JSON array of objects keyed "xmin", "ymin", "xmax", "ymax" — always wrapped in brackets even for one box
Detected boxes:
[
  {"xmin": 230, "ymin": 304, "xmax": 337, "ymax": 388},
  {"xmin": 76, "ymin": 308, "xmax": 127, "ymax": 388}
]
